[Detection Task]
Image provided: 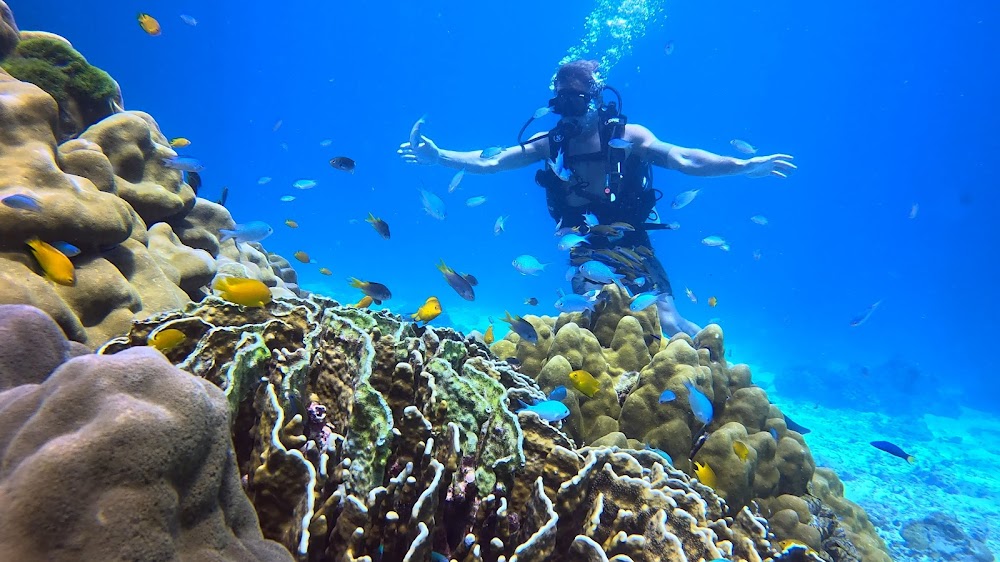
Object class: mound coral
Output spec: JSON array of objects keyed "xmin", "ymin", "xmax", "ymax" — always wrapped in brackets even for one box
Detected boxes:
[
  {"xmin": 0, "ymin": 304, "xmax": 292, "ymax": 561},
  {"xmin": 490, "ymin": 285, "xmax": 891, "ymax": 561},
  {"xmin": 0, "ymin": 7, "xmax": 297, "ymax": 348}
]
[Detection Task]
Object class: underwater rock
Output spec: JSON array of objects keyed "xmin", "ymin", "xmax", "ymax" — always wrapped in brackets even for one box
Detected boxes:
[
  {"xmin": 0, "ymin": 1, "xmax": 17, "ymax": 60},
  {"xmin": 900, "ymin": 512, "xmax": 993, "ymax": 561},
  {"xmin": 0, "ymin": 304, "xmax": 292, "ymax": 561},
  {"xmin": 99, "ymin": 294, "xmax": 805, "ymax": 561}
]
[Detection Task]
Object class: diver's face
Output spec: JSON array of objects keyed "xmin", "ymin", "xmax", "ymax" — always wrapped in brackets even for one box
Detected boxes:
[{"xmin": 552, "ymin": 87, "xmax": 593, "ymax": 118}]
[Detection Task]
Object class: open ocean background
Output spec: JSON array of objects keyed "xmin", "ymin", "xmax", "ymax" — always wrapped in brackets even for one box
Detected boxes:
[{"xmin": 11, "ymin": 0, "xmax": 1000, "ymax": 558}]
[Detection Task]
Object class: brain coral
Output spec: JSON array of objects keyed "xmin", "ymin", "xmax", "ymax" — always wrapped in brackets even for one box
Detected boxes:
[
  {"xmin": 0, "ymin": 304, "xmax": 292, "ymax": 561},
  {"xmin": 94, "ymin": 293, "xmax": 852, "ymax": 562}
]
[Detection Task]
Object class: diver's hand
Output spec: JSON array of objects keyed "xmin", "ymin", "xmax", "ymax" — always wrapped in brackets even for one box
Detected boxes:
[
  {"xmin": 397, "ymin": 135, "xmax": 440, "ymax": 165},
  {"xmin": 744, "ymin": 154, "xmax": 797, "ymax": 178}
]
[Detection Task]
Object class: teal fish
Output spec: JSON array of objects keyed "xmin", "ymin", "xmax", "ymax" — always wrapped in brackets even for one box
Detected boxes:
[
  {"xmin": 465, "ymin": 196, "xmax": 487, "ymax": 207},
  {"xmin": 630, "ymin": 292, "xmax": 661, "ymax": 312},
  {"xmin": 480, "ymin": 146, "xmax": 503, "ymax": 158},
  {"xmin": 219, "ymin": 221, "xmax": 273, "ymax": 243},
  {"xmin": 659, "ymin": 389, "xmax": 676, "ymax": 403},
  {"xmin": 517, "ymin": 399, "xmax": 569, "ymax": 422},
  {"xmin": 419, "ymin": 188, "xmax": 446, "ymax": 220},
  {"xmin": 730, "ymin": 139, "xmax": 757, "ymax": 154},
  {"xmin": 512, "ymin": 255, "xmax": 547, "ymax": 276},
  {"xmin": 644, "ymin": 445, "xmax": 673, "ymax": 464},
  {"xmin": 683, "ymin": 380, "xmax": 713, "ymax": 425}
]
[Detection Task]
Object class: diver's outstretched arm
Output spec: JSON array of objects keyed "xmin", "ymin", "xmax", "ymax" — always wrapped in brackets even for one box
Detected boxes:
[
  {"xmin": 397, "ymin": 121, "xmax": 547, "ymax": 174},
  {"xmin": 626, "ymin": 124, "xmax": 796, "ymax": 178}
]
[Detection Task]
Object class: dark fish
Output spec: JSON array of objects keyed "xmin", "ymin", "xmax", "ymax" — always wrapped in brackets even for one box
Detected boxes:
[
  {"xmin": 501, "ymin": 311, "xmax": 537, "ymax": 344},
  {"xmin": 348, "ymin": 278, "xmax": 391, "ymax": 304},
  {"xmin": 783, "ymin": 413, "xmax": 811, "ymax": 434},
  {"xmin": 215, "ymin": 186, "xmax": 229, "ymax": 207},
  {"xmin": 503, "ymin": 357, "xmax": 521, "ymax": 367},
  {"xmin": 366, "ymin": 213, "xmax": 390, "ymax": 239},
  {"xmin": 184, "ymin": 171, "xmax": 202, "ymax": 193},
  {"xmin": 524, "ymin": 297, "xmax": 538, "ymax": 306},
  {"xmin": 2, "ymin": 193, "xmax": 41, "ymax": 212},
  {"xmin": 330, "ymin": 156, "xmax": 356, "ymax": 173},
  {"xmin": 870, "ymin": 441, "xmax": 914, "ymax": 463},
  {"xmin": 437, "ymin": 260, "xmax": 476, "ymax": 301},
  {"xmin": 690, "ymin": 430, "xmax": 709, "ymax": 459}
]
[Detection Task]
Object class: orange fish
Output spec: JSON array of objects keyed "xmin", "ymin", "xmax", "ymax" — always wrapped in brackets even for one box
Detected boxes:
[
  {"xmin": 354, "ymin": 295, "xmax": 373, "ymax": 308},
  {"xmin": 708, "ymin": 296, "xmax": 718, "ymax": 307},
  {"xmin": 169, "ymin": 137, "xmax": 191, "ymax": 148},
  {"xmin": 26, "ymin": 238, "xmax": 75, "ymax": 286},
  {"xmin": 285, "ymin": 219, "xmax": 299, "ymax": 229},
  {"xmin": 293, "ymin": 251, "xmax": 310, "ymax": 263},
  {"xmin": 138, "ymin": 13, "xmax": 161, "ymax": 36}
]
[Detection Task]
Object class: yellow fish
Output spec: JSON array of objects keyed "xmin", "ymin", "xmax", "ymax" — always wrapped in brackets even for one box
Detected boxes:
[
  {"xmin": 293, "ymin": 251, "xmax": 310, "ymax": 263},
  {"xmin": 733, "ymin": 440, "xmax": 750, "ymax": 462},
  {"xmin": 169, "ymin": 137, "xmax": 191, "ymax": 148},
  {"xmin": 484, "ymin": 322, "xmax": 494, "ymax": 345},
  {"xmin": 319, "ymin": 267, "xmax": 332, "ymax": 276},
  {"xmin": 693, "ymin": 461, "xmax": 717, "ymax": 488},
  {"xmin": 354, "ymin": 295, "xmax": 373, "ymax": 308},
  {"xmin": 137, "ymin": 13, "xmax": 161, "ymax": 36},
  {"xmin": 411, "ymin": 296, "xmax": 442, "ymax": 325},
  {"xmin": 213, "ymin": 277, "xmax": 271, "ymax": 307},
  {"xmin": 568, "ymin": 369, "xmax": 600, "ymax": 397},
  {"xmin": 285, "ymin": 219, "xmax": 299, "ymax": 229},
  {"xmin": 26, "ymin": 238, "xmax": 75, "ymax": 286},
  {"xmin": 148, "ymin": 328, "xmax": 185, "ymax": 352},
  {"xmin": 778, "ymin": 540, "xmax": 819, "ymax": 555},
  {"xmin": 708, "ymin": 296, "xmax": 718, "ymax": 307}
]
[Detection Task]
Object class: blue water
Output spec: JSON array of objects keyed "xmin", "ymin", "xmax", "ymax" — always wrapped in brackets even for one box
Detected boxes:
[{"xmin": 12, "ymin": 0, "xmax": 999, "ymax": 420}]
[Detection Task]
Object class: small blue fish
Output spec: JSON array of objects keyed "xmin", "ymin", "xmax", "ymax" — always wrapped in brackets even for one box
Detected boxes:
[
  {"xmin": 219, "ymin": 221, "xmax": 273, "ymax": 244},
  {"xmin": 730, "ymin": 139, "xmax": 757, "ymax": 154},
  {"xmin": 634, "ymin": 276, "xmax": 647, "ymax": 287},
  {"xmin": 502, "ymin": 311, "xmax": 538, "ymax": 344},
  {"xmin": 554, "ymin": 293, "xmax": 597, "ymax": 314},
  {"xmin": 548, "ymin": 385, "xmax": 567, "ymax": 401},
  {"xmin": 644, "ymin": 444, "xmax": 673, "ymax": 464},
  {"xmin": 512, "ymin": 255, "xmax": 548, "ymax": 276},
  {"xmin": 533, "ymin": 106, "xmax": 551, "ymax": 119},
  {"xmin": 180, "ymin": 14, "xmax": 197, "ymax": 26},
  {"xmin": 565, "ymin": 265, "xmax": 579, "ymax": 282},
  {"xmin": 849, "ymin": 299, "xmax": 882, "ymax": 327},
  {"xmin": 51, "ymin": 241, "xmax": 81, "ymax": 258},
  {"xmin": 518, "ymin": 399, "xmax": 569, "ymax": 422},
  {"xmin": 783, "ymin": 413, "xmax": 811, "ymax": 434},
  {"xmin": 480, "ymin": 146, "xmax": 504, "ymax": 158},
  {"xmin": 582, "ymin": 212, "xmax": 599, "ymax": 227},
  {"xmin": 547, "ymin": 148, "xmax": 572, "ymax": 181},
  {"xmin": 493, "ymin": 215, "xmax": 509, "ymax": 236},
  {"xmin": 293, "ymin": 179, "xmax": 317, "ymax": 190},
  {"xmin": 556, "ymin": 232, "xmax": 589, "ymax": 252},
  {"xmin": 418, "ymin": 188, "xmax": 447, "ymax": 220},
  {"xmin": 448, "ymin": 168, "xmax": 465, "ymax": 193},
  {"xmin": 431, "ymin": 553, "xmax": 448, "ymax": 562},
  {"xmin": 608, "ymin": 138, "xmax": 633, "ymax": 150},
  {"xmin": 630, "ymin": 292, "xmax": 660, "ymax": 311},
  {"xmin": 2, "ymin": 193, "xmax": 41, "ymax": 212},
  {"xmin": 465, "ymin": 196, "xmax": 487, "ymax": 207},
  {"xmin": 683, "ymin": 380, "xmax": 713, "ymax": 425},
  {"xmin": 162, "ymin": 156, "xmax": 205, "ymax": 173},
  {"xmin": 769, "ymin": 428, "xmax": 779, "ymax": 441},
  {"xmin": 658, "ymin": 389, "xmax": 676, "ymax": 403},
  {"xmin": 578, "ymin": 260, "xmax": 623, "ymax": 284}
]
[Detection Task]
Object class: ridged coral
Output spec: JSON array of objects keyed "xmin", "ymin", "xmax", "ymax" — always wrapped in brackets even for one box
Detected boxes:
[{"xmin": 98, "ymin": 294, "xmax": 813, "ymax": 561}]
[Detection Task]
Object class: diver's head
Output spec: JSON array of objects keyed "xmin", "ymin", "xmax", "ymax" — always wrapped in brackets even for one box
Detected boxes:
[{"xmin": 550, "ymin": 59, "xmax": 601, "ymax": 120}]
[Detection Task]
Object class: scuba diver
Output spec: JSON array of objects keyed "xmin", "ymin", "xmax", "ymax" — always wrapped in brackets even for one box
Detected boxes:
[{"xmin": 397, "ymin": 59, "xmax": 796, "ymax": 336}]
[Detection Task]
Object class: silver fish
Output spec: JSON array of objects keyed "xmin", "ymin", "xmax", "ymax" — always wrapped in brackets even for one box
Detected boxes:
[
  {"xmin": 671, "ymin": 189, "xmax": 699, "ymax": 209},
  {"xmin": 419, "ymin": 188, "xmax": 446, "ymax": 220},
  {"xmin": 448, "ymin": 168, "xmax": 465, "ymax": 193},
  {"xmin": 730, "ymin": 139, "xmax": 757, "ymax": 154},
  {"xmin": 494, "ymin": 215, "xmax": 509, "ymax": 236}
]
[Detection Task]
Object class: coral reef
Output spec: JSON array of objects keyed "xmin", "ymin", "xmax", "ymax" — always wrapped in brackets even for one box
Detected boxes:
[
  {"xmin": 0, "ymin": 6, "xmax": 297, "ymax": 348},
  {"xmin": 490, "ymin": 284, "xmax": 892, "ymax": 562},
  {"xmin": 98, "ymin": 294, "xmax": 821, "ymax": 561},
  {"xmin": 0, "ymin": 304, "xmax": 292, "ymax": 561}
]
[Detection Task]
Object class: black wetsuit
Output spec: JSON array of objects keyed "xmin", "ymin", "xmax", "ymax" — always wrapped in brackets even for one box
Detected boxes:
[{"xmin": 535, "ymin": 119, "xmax": 674, "ymax": 296}]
